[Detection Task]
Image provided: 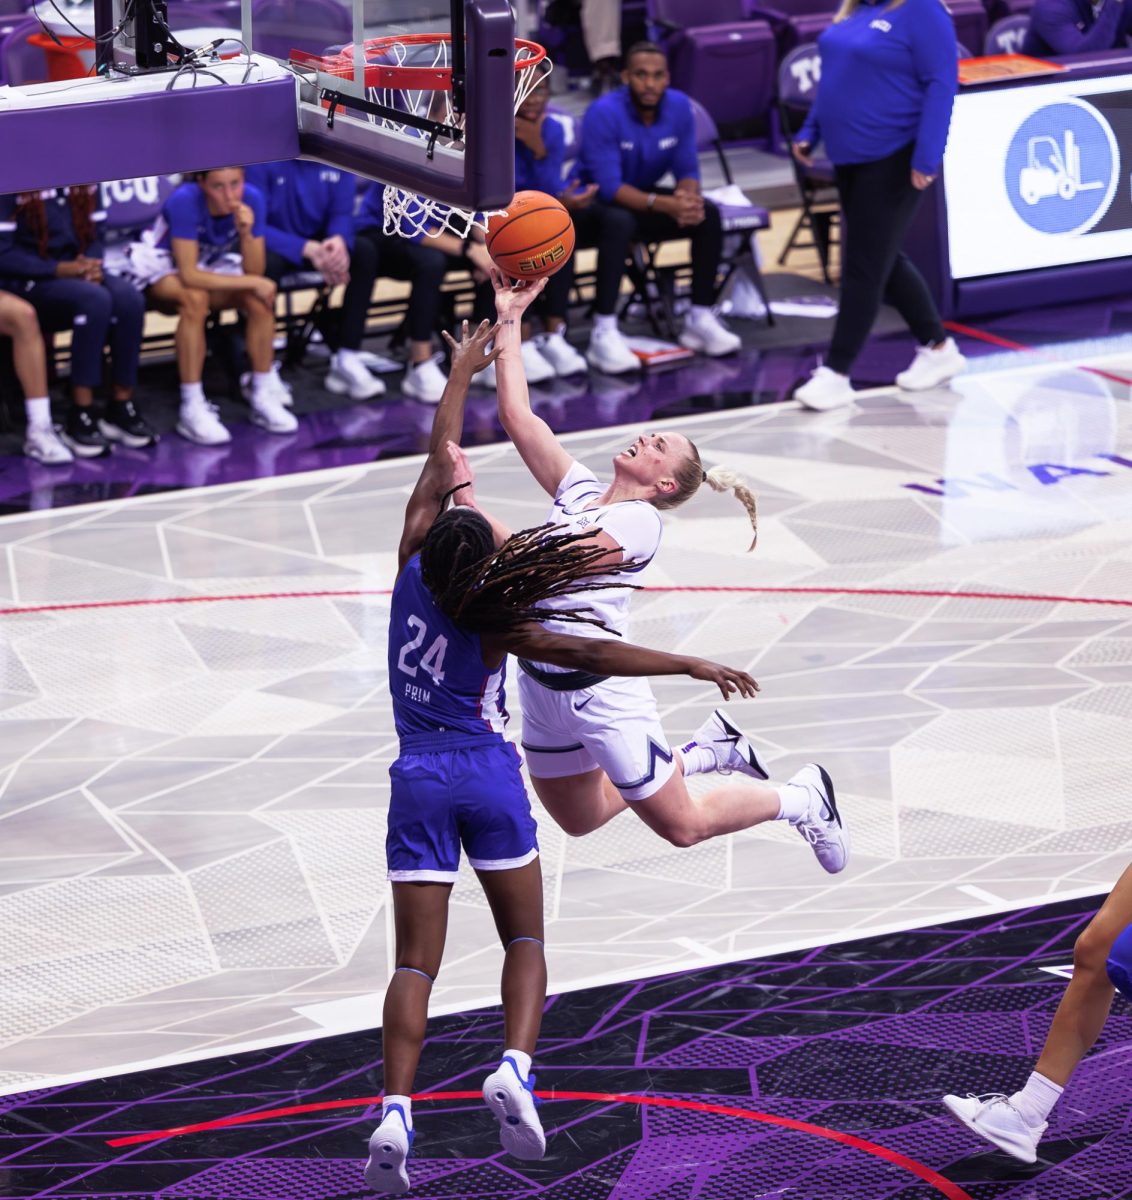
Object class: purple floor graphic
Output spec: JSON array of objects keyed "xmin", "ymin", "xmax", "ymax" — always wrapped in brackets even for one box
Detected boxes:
[{"xmin": 2, "ymin": 894, "xmax": 1129, "ymax": 1198}]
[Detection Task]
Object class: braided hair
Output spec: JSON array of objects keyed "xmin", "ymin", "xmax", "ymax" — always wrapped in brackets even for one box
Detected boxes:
[
  {"xmin": 15, "ymin": 186, "xmax": 98, "ymax": 258},
  {"xmin": 419, "ymin": 489, "xmax": 637, "ymax": 636},
  {"xmin": 650, "ymin": 437, "xmax": 759, "ymax": 551}
]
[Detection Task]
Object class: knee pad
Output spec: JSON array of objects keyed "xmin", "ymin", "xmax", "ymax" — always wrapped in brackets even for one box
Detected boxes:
[{"xmin": 1106, "ymin": 921, "xmax": 1132, "ymax": 1003}]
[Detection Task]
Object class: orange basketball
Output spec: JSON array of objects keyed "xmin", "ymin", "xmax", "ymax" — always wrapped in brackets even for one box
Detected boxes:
[{"xmin": 486, "ymin": 190, "xmax": 575, "ymax": 280}]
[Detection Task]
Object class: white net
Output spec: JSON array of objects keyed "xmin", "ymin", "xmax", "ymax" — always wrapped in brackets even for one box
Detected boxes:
[{"xmin": 365, "ymin": 37, "xmax": 551, "ymax": 240}]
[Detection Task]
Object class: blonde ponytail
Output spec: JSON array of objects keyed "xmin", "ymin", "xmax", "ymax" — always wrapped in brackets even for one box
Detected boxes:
[{"xmin": 704, "ymin": 465, "xmax": 758, "ymax": 552}]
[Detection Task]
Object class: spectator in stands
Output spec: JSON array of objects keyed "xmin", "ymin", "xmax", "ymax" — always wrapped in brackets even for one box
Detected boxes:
[
  {"xmin": 792, "ymin": 0, "xmax": 965, "ymax": 410},
  {"xmin": 245, "ymin": 160, "xmax": 387, "ymax": 402},
  {"xmin": 511, "ymin": 77, "xmax": 599, "ymax": 383},
  {"xmin": 354, "ymin": 185, "xmax": 494, "ymax": 403},
  {"xmin": 128, "ymin": 167, "xmax": 296, "ymax": 444},
  {"xmin": 1023, "ymin": 0, "xmax": 1131, "ymax": 55},
  {"xmin": 0, "ymin": 292, "xmax": 71, "ymax": 465},
  {"xmin": 579, "ymin": 41, "xmax": 742, "ymax": 365},
  {"xmin": 0, "ymin": 186, "xmax": 151, "ymax": 458}
]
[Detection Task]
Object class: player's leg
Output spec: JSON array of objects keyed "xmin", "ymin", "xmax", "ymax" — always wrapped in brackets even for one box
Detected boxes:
[
  {"xmin": 475, "ymin": 860, "xmax": 548, "ymax": 1160},
  {"xmin": 522, "ymin": 674, "xmax": 848, "ymax": 871},
  {"xmin": 366, "ymin": 747, "xmax": 461, "ymax": 1195},
  {"xmin": 99, "ymin": 274, "xmax": 155, "ymax": 449},
  {"xmin": 366, "ymin": 880, "xmax": 451, "ymax": 1195},
  {"xmin": 224, "ymin": 283, "xmax": 297, "ymax": 434},
  {"xmin": 459, "ymin": 741, "xmax": 548, "ymax": 1160},
  {"xmin": 0, "ymin": 292, "xmax": 69, "ymax": 465},
  {"xmin": 943, "ymin": 862, "xmax": 1132, "ymax": 1162}
]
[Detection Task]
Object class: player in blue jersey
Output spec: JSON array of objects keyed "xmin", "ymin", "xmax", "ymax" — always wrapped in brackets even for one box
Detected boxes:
[
  {"xmin": 944, "ymin": 863, "xmax": 1132, "ymax": 1163},
  {"xmin": 366, "ymin": 318, "xmax": 759, "ymax": 1194},
  {"xmin": 245, "ymin": 160, "xmax": 387, "ymax": 402},
  {"xmin": 490, "ymin": 271, "xmax": 849, "ymax": 876},
  {"xmin": 117, "ymin": 167, "xmax": 295, "ymax": 444}
]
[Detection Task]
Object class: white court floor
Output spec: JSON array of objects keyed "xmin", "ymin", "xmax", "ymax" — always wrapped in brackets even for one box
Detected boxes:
[{"xmin": 1, "ymin": 356, "xmax": 1131, "ymax": 1095}]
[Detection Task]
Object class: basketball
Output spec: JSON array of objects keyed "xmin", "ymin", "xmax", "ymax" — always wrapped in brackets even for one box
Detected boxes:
[{"xmin": 486, "ymin": 190, "xmax": 576, "ymax": 280}]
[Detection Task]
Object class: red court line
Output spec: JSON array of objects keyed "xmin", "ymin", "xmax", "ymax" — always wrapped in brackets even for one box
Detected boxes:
[
  {"xmin": 1, "ymin": 584, "xmax": 1130, "ymax": 618},
  {"xmin": 944, "ymin": 319, "xmax": 1132, "ymax": 386},
  {"xmin": 104, "ymin": 1088, "xmax": 973, "ymax": 1199}
]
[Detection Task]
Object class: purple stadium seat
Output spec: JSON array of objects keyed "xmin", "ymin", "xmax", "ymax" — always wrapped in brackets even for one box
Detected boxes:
[
  {"xmin": 646, "ymin": 1, "xmax": 778, "ymax": 130},
  {"xmin": 987, "ymin": 0, "xmax": 1032, "ymax": 23},
  {"xmin": 545, "ymin": 103, "xmax": 581, "ymax": 163},
  {"xmin": 776, "ymin": 42, "xmax": 838, "ymax": 283},
  {"xmin": 984, "ymin": 13, "xmax": 1029, "ymax": 54},
  {"xmin": 250, "ymin": 0, "xmax": 352, "ymax": 61},
  {"xmin": 0, "ymin": 15, "xmax": 51, "ymax": 86},
  {"xmin": 98, "ymin": 175, "xmax": 182, "ymax": 245},
  {"xmin": 747, "ymin": 0, "xmax": 839, "ymax": 55},
  {"xmin": 949, "ymin": 0, "xmax": 989, "ymax": 59},
  {"xmin": 0, "ymin": 0, "xmax": 27, "ymax": 16},
  {"xmin": 166, "ymin": 0, "xmax": 242, "ymax": 31}
]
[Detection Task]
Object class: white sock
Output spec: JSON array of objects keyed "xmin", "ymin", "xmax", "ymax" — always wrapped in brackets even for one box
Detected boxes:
[
  {"xmin": 180, "ymin": 382, "xmax": 206, "ymax": 409},
  {"xmin": 690, "ymin": 305, "xmax": 714, "ymax": 323},
  {"xmin": 334, "ymin": 347, "xmax": 361, "ymax": 369},
  {"xmin": 251, "ymin": 370, "xmax": 276, "ymax": 397},
  {"xmin": 503, "ymin": 1048, "xmax": 532, "ymax": 1079},
  {"xmin": 24, "ymin": 397, "xmax": 51, "ymax": 431},
  {"xmin": 592, "ymin": 313, "xmax": 618, "ymax": 335},
  {"xmin": 679, "ymin": 743, "xmax": 718, "ymax": 777},
  {"xmin": 382, "ymin": 1094, "xmax": 413, "ymax": 1129},
  {"xmin": 775, "ymin": 783, "xmax": 810, "ymax": 822},
  {"xmin": 1010, "ymin": 1071, "xmax": 1062, "ymax": 1127}
]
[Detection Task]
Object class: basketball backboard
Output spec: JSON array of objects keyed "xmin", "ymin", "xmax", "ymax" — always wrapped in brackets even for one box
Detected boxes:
[{"xmin": 0, "ymin": 0, "xmax": 524, "ymax": 211}]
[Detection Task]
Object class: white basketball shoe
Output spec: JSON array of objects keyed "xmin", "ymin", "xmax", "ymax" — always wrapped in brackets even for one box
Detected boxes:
[
  {"xmin": 788, "ymin": 763, "xmax": 850, "ymax": 874},
  {"xmin": 688, "ymin": 708, "xmax": 769, "ymax": 780},
  {"xmin": 482, "ymin": 1056, "xmax": 546, "ymax": 1160},
  {"xmin": 942, "ymin": 1093, "xmax": 1045, "ymax": 1163}
]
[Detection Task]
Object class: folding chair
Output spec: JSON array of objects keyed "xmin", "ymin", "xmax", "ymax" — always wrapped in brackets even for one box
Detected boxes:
[{"xmin": 776, "ymin": 42, "xmax": 839, "ymax": 284}]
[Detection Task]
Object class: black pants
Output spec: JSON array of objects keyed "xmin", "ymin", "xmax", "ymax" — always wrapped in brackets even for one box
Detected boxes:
[
  {"xmin": 543, "ymin": 201, "xmax": 636, "ymax": 320},
  {"xmin": 22, "ymin": 275, "xmax": 144, "ymax": 389},
  {"xmin": 829, "ymin": 143, "xmax": 946, "ymax": 375},
  {"xmin": 353, "ymin": 227, "xmax": 458, "ymax": 343},
  {"xmin": 265, "ymin": 236, "xmax": 379, "ymax": 351},
  {"xmin": 632, "ymin": 192, "xmax": 725, "ymax": 308}
]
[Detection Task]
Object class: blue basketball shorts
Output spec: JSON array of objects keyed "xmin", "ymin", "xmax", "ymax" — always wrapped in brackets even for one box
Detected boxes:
[
  {"xmin": 387, "ymin": 733, "xmax": 538, "ymax": 883},
  {"xmin": 1108, "ymin": 920, "xmax": 1132, "ymax": 1004}
]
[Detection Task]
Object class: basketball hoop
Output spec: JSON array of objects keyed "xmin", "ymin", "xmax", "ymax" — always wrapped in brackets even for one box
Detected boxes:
[{"xmin": 294, "ymin": 35, "xmax": 550, "ymax": 240}]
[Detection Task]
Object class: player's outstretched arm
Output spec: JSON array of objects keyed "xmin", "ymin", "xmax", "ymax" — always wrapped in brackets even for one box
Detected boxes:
[
  {"xmin": 492, "ymin": 270, "xmax": 576, "ymax": 497},
  {"xmin": 498, "ymin": 626, "xmax": 759, "ymax": 701},
  {"xmin": 398, "ymin": 319, "xmax": 500, "ymax": 571}
]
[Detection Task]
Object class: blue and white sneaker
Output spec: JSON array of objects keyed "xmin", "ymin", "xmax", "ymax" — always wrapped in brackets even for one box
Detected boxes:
[
  {"xmin": 482, "ymin": 1056, "xmax": 546, "ymax": 1160},
  {"xmin": 364, "ymin": 1103, "xmax": 414, "ymax": 1194}
]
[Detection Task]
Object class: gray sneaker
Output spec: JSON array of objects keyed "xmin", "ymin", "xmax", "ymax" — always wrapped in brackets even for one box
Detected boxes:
[
  {"xmin": 789, "ymin": 763, "xmax": 849, "ymax": 874},
  {"xmin": 688, "ymin": 708, "xmax": 769, "ymax": 779}
]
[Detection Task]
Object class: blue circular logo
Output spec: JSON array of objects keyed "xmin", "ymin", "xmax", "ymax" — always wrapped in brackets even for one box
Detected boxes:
[{"xmin": 1005, "ymin": 99, "xmax": 1118, "ymax": 235}]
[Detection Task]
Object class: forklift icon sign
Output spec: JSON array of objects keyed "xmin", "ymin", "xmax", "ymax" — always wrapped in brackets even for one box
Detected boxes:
[
  {"xmin": 1019, "ymin": 132, "xmax": 1104, "ymax": 204},
  {"xmin": 1006, "ymin": 99, "xmax": 1118, "ymax": 236}
]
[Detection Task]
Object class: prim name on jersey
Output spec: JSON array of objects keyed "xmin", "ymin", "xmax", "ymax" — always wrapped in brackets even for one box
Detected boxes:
[{"xmin": 404, "ymin": 681, "xmax": 432, "ymax": 704}]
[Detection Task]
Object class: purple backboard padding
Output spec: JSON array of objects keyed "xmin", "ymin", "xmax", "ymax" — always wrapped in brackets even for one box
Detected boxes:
[
  {"xmin": 0, "ymin": 76, "xmax": 299, "ymax": 193},
  {"xmin": 298, "ymin": 0, "xmax": 517, "ymax": 210}
]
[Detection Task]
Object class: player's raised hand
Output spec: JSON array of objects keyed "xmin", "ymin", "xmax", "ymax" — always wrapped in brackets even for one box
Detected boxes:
[
  {"xmin": 687, "ymin": 658, "xmax": 760, "ymax": 700},
  {"xmin": 490, "ymin": 268, "xmax": 547, "ymax": 317},
  {"xmin": 442, "ymin": 317, "xmax": 501, "ymax": 377}
]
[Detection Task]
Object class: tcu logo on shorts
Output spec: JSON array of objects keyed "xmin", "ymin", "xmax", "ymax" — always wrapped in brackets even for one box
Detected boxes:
[{"xmin": 519, "ymin": 242, "xmax": 566, "ymax": 273}]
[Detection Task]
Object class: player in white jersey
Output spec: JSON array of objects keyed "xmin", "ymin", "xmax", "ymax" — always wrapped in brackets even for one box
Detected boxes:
[{"xmin": 489, "ymin": 272, "xmax": 849, "ymax": 872}]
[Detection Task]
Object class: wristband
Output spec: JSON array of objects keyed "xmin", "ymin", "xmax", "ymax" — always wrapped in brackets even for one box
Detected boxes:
[{"xmin": 647, "ymin": 192, "xmax": 657, "ymax": 210}]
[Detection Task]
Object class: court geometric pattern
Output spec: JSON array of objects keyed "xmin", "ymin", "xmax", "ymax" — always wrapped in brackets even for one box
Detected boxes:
[
  {"xmin": 1, "ymin": 366, "xmax": 1131, "ymax": 1087},
  {"xmin": 0, "ymin": 895, "xmax": 1128, "ymax": 1198}
]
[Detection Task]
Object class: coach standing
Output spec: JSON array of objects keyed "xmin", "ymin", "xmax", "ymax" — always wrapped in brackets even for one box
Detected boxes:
[{"xmin": 792, "ymin": 0, "xmax": 966, "ymax": 410}]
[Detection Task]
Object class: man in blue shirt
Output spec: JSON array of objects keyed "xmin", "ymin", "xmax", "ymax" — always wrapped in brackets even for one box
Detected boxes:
[
  {"xmin": 579, "ymin": 42, "xmax": 741, "ymax": 360},
  {"xmin": 1023, "ymin": 0, "xmax": 1131, "ymax": 56},
  {"xmin": 246, "ymin": 160, "xmax": 385, "ymax": 402}
]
